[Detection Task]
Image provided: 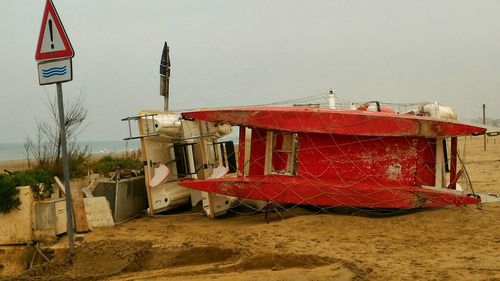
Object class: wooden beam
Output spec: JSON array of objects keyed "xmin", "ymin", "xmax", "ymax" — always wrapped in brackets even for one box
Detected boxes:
[
  {"xmin": 264, "ymin": 131, "xmax": 274, "ymax": 175},
  {"xmin": 87, "ymin": 179, "xmax": 99, "ymax": 193},
  {"xmin": 243, "ymin": 127, "xmax": 252, "ymax": 177},
  {"xmin": 81, "ymin": 179, "xmax": 98, "ymax": 198},
  {"xmin": 54, "ymin": 176, "xmax": 65, "ymax": 195},
  {"xmin": 238, "ymin": 126, "xmax": 245, "ymax": 177},
  {"xmin": 435, "ymin": 138, "xmax": 445, "ymax": 188},
  {"xmin": 285, "ymin": 134, "xmax": 298, "ymax": 175},
  {"xmin": 70, "ymin": 181, "xmax": 89, "ymax": 233}
]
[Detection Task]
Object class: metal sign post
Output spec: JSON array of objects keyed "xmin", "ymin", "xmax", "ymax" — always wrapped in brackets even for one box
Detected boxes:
[
  {"xmin": 56, "ymin": 83, "xmax": 75, "ymax": 250},
  {"xmin": 35, "ymin": 0, "xmax": 76, "ymax": 252}
]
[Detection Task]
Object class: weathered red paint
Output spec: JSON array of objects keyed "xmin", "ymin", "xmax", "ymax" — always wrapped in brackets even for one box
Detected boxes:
[
  {"xmin": 180, "ymin": 176, "xmax": 480, "ymax": 209},
  {"xmin": 181, "ymin": 107, "xmax": 486, "ymax": 137},
  {"xmin": 415, "ymin": 138, "xmax": 436, "ymax": 187},
  {"xmin": 296, "ymin": 133, "xmax": 421, "ymax": 185},
  {"xmin": 248, "ymin": 128, "xmax": 266, "ymax": 176},
  {"xmin": 179, "ymin": 107, "xmax": 483, "ymax": 209}
]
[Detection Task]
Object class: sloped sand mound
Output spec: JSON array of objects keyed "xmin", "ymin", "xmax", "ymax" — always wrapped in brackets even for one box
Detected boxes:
[{"xmin": 13, "ymin": 240, "xmax": 358, "ymax": 281}]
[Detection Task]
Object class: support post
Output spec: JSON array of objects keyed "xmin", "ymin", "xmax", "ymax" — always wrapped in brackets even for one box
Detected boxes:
[
  {"xmin": 264, "ymin": 131, "xmax": 274, "ymax": 175},
  {"xmin": 435, "ymin": 137, "xmax": 445, "ymax": 188},
  {"xmin": 238, "ymin": 126, "xmax": 245, "ymax": 177},
  {"xmin": 243, "ymin": 127, "xmax": 252, "ymax": 177},
  {"xmin": 56, "ymin": 83, "xmax": 75, "ymax": 251},
  {"xmin": 449, "ymin": 137, "xmax": 457, "ymax": 189}
]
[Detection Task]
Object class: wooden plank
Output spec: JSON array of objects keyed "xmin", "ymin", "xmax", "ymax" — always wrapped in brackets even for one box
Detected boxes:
[
  {"xmin": 435, "ymin": 138, "xmax": 445, "ymax": 188},
  {"xmin": 70, "ymin": 180, "xmax": 89, "ymax": 233},
  {"xmin": 264, "ymin": 131, "xmax": 273, "ymax": 175},
  {"xmin": 285, "ymin": 134, "xmax": 298, "ymax": 175},
  {"xmin": 81, "ymin": 188, "xmax": 93, "ymax": 198},
  {"xmin": 87, "ymin": 179, "xmax": 99, "ymax": 193},
  {"xmin": 53, "ymin": 176, "xmax": 65, "ymax": 195},
  {"xmin": 81, "ymin": 179, "xmax": 97, "ymax": 198},
  {"xmin": 243, "ymin": 127, "xmax": 252, "ymax": 177}
]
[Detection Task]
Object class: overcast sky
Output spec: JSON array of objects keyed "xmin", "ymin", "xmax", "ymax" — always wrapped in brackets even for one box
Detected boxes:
[{"xmin": 1, "ymin": 0, "xmax": 499, "ymax": 143}]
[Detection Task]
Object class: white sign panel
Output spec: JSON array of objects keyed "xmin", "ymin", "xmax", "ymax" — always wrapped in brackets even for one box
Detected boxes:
[
  {"xmin": 39, "ymin": 13, "xmax": 67, "ymax": 54},
  {"xmin": 37, "ymin": 59, "xmax": 72, "ymax": 85}
]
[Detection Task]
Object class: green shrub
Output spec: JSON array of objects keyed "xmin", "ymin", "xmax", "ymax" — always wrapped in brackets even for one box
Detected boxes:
[
  {"xmin": 92, "ymin": 155, "xmax": 143, "ymax": 174},
  {"xmin": 0, "ymin": 176, "xmax": 21, "ymax": 214},
  {"xmin": 45, "ymin": 146, "xmax": 90, "ymax": 179},
  {"xmin": 0, "ymin": 170, "xmax": 54, "ymax": 214}
]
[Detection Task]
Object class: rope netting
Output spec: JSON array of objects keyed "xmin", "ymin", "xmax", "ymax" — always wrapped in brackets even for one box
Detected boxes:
[
  {"xmin": 177, "ymin": 92, "xmax": 477, "ymax": 217},
  {"xmin": 170, "ymin": 92, "xmax": 426, "ymax": 114},
  {"xmin": 227, "ymin": 134, "xmax": 474, "ymax": 217}
]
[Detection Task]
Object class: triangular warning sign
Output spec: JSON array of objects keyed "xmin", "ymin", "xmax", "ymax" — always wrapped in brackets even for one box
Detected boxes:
[{"xmin": 35, "ymin": 0, "xmax": 74, "ymax": 62}]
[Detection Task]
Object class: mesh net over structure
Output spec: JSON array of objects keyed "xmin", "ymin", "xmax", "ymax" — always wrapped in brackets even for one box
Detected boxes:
[{"xmin": 179, "ymin": 93, "xmax": 479, "ymax": 216}]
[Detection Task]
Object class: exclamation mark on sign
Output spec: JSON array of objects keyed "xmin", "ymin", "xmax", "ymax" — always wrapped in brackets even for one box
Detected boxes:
[{"xmin": 48, "ymin": 19, "xmax": 54, "ymax": 49}]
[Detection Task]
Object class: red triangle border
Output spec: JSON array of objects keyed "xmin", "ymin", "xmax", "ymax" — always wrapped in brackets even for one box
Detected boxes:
[{"xmin": 35, "ymin": 0, "xmax": 74, "ymax": 62}]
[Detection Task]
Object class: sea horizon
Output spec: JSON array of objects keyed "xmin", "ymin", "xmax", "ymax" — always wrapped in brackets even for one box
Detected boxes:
[{"xmin": 0, "ymin": 139, "xmax": 141, "ymax": 161}]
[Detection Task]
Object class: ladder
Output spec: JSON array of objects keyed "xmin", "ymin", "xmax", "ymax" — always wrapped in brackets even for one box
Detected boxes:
[{"xmin": 121, "ymin": 113, "xmax": 160, "ymax": 140}]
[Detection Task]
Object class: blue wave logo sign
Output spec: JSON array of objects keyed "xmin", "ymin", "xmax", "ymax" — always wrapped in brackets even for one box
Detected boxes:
[{"xmin": 42, "ymin": 66, "xmax": 67, "ymax": 78}]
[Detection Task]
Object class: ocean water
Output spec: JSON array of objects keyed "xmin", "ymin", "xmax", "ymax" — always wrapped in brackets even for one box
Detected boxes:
[{"xmin": 0, "ymin": 140, "xmax": 141, "ymax": 161}]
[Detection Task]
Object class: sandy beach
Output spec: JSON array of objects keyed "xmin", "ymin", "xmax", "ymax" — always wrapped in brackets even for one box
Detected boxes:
[
  {"xmin": 0, "ymin": 160, "xmax": 32, "ymax": 173},
  {"xmin": 3, "ymin": 136, "xmax": 500, "ymax": 281},
  {"xmin": 0, "ymin": 151, "xmax": 134, "ymax": 175}
]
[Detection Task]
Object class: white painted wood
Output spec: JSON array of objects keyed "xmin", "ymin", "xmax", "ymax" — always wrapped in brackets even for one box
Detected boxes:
[
  {"xmin": 87, "ymin": 179, "xmax": 99, "ymax": 193},
  {"xmin": 243, "ymin": 127, "xmax": 252, "ymax": 177},
  {"xmin": 435, "ymin": 138, "xmax": 445, "ymax": 188},
  {"xmin": 264, "ymin": 131, "xmax": 274, "ymax": 175},
  {"xmin": 54, "ymin": 199, "xmax": 67, "ymax": 235},
  {"xmin": 53, "ymin": 176, "xmax": 65, "ymax": 195},
  {"xmin": 32, "ymin": 198, "xmax": 67, "ymax": 241}
]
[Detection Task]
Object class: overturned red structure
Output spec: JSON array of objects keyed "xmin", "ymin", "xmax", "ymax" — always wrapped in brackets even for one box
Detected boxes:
[{"xmin": 180, "ymin": 107, "xmax": 486, "ymax": 209}]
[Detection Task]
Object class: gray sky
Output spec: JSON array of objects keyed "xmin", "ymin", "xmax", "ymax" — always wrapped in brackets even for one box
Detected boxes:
[{"xmin": 1, "ymin": 0, "xmax": 499, "ymax": 143}]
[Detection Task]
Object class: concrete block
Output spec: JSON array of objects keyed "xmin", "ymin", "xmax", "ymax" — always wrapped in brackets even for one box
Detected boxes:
[
  {"xmin": 83, "ymin": 197, "xmax": 114, "ymax": 228},
  {"xmin": 0, "ymin": 187, "xmax": 34, "ymax": 245}
]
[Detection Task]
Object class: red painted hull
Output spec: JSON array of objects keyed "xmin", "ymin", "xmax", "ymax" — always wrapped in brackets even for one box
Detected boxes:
[
  {"xmin": 180, "ymin": 175, "xmax": 480, "ymax": 209},
  {"xmin": 182, "ymin": 107, "xmax": 485, "ymax": 137}
]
